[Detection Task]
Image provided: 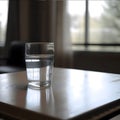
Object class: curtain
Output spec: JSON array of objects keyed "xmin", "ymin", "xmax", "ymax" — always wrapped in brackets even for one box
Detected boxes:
[
  {"xmin": 5, "ymin": 0, "xmax": 73, "ymax": 68},
  {"xmin": 28, "ymin": 0, "xmax": 56, "ymax": 42},
  {"xmin": 28, "ymin": 0, "xmax": 73, "ymax": 68},
  {"xmin": 55, "ymin": 1, "xmax": 73, "ymax": 68},
  {"xmin": 5, "ymin": 0, "xmax": 20, "ymax": 46}
]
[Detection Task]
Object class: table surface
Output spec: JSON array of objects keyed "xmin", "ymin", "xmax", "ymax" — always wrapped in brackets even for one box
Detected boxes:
[{"xmin": 0, "ymin": 68, "xmax": 120, "ymax": 120}]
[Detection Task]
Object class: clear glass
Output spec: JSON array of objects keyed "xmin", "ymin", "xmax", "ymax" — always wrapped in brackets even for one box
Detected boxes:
[{"xmin": 25, "ymin": 42, "xmax": 54, "ymax": 89}]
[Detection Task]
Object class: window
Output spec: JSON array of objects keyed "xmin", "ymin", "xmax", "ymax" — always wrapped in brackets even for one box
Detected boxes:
[
  {"xmin": 0, "ymin": 0, "xmax": 9, "ymax": 46},
  {"xmin": 67, "ymin": 0, "xmax": 85, "ymax": 44},
  {"xmin": 67, "ymin": 0, "xmax": 120, "ymax": 52}
]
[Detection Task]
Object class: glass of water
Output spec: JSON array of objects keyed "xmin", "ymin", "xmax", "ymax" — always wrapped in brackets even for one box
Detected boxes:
[{"xmin": 25, "ymin": 42, "xmax": 54, "ymax": 89}]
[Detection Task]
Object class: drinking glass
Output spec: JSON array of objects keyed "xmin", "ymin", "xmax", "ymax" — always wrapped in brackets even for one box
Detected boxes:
[{"xmin": 25, "ymin": 42, "xmax": 54, "ymax": 89}]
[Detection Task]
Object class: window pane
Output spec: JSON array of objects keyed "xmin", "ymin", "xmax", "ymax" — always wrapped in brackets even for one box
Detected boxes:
[
  {"xmin": 89, "ymin": 0, "xmax": 104, "ymax": 44},
  {"xmin": 0, "ymin": 0, "xmax": 9, "ymax": 46},
  {"xmin": 89, "ymin": 0, "xmax": 120, "ymax": 44},
  {"xmin": 67, "ymin": 0, "xmax": 85, "ymax": 44}
]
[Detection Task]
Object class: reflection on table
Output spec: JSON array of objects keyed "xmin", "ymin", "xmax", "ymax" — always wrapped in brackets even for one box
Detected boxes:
[{"xmin": 0, "ymin": 68, "xmax": 120, "ymax": 120}]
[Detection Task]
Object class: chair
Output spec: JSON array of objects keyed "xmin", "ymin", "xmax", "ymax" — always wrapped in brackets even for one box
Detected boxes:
[{"xmin": 0, "ymin": 41, "xmax": 26, "ymax": 73}]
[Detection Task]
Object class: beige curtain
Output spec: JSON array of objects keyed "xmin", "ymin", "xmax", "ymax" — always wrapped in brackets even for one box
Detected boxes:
[{"xmin": 54, "ymin": 1, "xmax": 73, "ymax": 68}]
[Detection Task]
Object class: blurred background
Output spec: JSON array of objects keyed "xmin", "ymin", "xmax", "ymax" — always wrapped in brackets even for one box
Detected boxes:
[{"xmin": 0, "ymin": 0, "xmax": 120, "ymax": 73}]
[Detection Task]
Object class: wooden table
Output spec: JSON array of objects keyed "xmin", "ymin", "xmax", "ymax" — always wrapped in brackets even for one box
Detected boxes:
[{"xmin": 0, "ymin": 68, "xmax": 120, "ymax": 120}]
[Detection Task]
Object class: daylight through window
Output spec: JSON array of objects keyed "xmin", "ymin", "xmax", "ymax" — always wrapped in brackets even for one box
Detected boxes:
[
  {"xmin": 67, "ymin": 0, "xmax": 120, "ymax": 51},
  {"xmin": 0, "ymin": 0, "xmax": 9, "ymax": 46}
]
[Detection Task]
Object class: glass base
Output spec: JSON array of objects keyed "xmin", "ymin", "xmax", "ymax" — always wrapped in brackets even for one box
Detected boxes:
[{"xmin": 28, "ymin": 81, "xmax": 51, "ymax": 89}]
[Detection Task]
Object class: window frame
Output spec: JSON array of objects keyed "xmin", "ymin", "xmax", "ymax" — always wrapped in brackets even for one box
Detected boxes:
[{"xmin": 71, "ymin": 0, "xmax": 120, "ymax": 51}]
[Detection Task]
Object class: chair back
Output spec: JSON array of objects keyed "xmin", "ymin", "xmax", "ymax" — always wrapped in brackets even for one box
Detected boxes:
[{"xmin": 7, "ymin": 41, "xmax": 26, "ymax": 68}]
